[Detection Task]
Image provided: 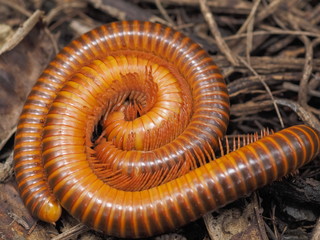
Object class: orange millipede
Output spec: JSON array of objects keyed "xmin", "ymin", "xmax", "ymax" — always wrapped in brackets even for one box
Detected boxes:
[{"xmin": 13, "ymin": 21, "xmax": 320, "ymax": 238}]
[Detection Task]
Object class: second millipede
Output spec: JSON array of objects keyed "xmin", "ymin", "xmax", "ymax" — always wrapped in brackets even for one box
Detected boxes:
[{"xmin": 13, "ymin": 21, "xmax": 320, "ymax": 238}]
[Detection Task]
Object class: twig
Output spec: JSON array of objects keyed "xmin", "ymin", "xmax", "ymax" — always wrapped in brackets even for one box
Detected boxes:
[
  {"xmin": 45, "ymin": 1, "xmax": 86, "ymax": 24},
  {"xmin": 0, "ymin": 10, "xmax": 44, "ymax": 55},
  {"xmin": 274, "ymin": 99, "xmax": 320, "ymax": 130},
  {"xmin": 297, "ymin": 35, "xmax": 313, "ymax": 108},
  {"xmin": 215, "ymin": 56, "xmax": 320, "ymax": 74},
  {"xmin": 0, "ymin": 0, "xmax": 32, "ymax": 17},
  {"xmin": 283, "ymin": 82, "xmax": 320, "ymax": 98},
  {"xmin": 255, "ymin": 0, "xmax": 285, "ymax": 24},
  {"xmin": 236, "ymin": 0, "xmax": 261, "ymax": 35},
  {"xmin": 286, "ymin": 11, "xmax": 320, "ymax": 110},
  {"xmin": 199, "ymin": 0, "xmax": 238, "ymax": 66},
  {"xmin": 228, "ymin": 75, "xmax": 283, "ymax": 98},
  {"xmin": 142, "ymin": 0, "xmax": 253, "ymax": 15},
  {"xmin": 8, "ymin": 211, "xmax": 30, "ymax": 230},
  {"xmin": 245, "ymin": 6, "xmax": 254, "ymax": 64},
  {"xmin": 287, "ymin": 9, "xmax": 320, "ymax": 34},
  {"xmin": 271, "ymin": 205, "xmax": 280, "ymax": 240},
  {"xmin": 51, "ymin": 223, "xmax": 89, "ymax": 240},
  {"xmin": 253, "ymin": 193, "xmax": 269, "ymax": 240},
  {"xmin": 264, "ymin": 222, "xmax": 278, "ymax": 240},
  {"xmin": 298, "ymin": 38, "xmax": 320, "ymax": 108},
  {"xmin": 155, "ymin": 0, "xmax": 175, "ymax": 27},
  {"xmin": 88, "ymin": 0, "xmax": 164, "ymax": 23},
  {"xmin": 230, "ymin": 0, "xmax": 285, "ymax": 55},
  {"xmin": 224, "ymin": 29, "xmax": 320, "ymax": 41},
  {"xmin": 237, "ymin": 57, "xmax": 284, "ymax": 128},
  {"xmin": 231, "ymin": 100, "xmax": 274, "ymax": 116}
]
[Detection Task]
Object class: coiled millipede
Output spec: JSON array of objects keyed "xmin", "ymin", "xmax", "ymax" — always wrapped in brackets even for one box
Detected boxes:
[{"xmin": 13, "ymin": 21, "xmax": 320, "ymax": 238}]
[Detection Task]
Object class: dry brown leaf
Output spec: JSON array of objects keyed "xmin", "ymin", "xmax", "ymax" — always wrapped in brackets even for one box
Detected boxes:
[{"xmin": 0, "ymin": 23, "xmax": 55, "ymax": 150}]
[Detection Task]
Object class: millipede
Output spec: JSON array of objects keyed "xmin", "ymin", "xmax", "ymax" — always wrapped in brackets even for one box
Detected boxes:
[{"xmin": 13, "ymin": 21, "xmax": 320, "ymax": 238}]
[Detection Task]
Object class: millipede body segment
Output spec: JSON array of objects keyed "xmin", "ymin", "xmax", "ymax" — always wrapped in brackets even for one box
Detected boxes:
[{"xmin": 13, "ymin": 21, "xmax": 320, "ymax": 238}]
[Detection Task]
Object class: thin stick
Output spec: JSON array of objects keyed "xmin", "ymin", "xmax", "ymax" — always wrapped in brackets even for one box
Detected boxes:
[
  {"xmin": 243, "ymin": 0, "xmax": 261, "ymax": 64},
  {"xmin": 199, "ymin": 0, "xmax": 238, "ymax": 66},
  {"xmin": 283, "ymin": 82, "xmax": 320, "ymax": 98},
  {"xmin": 255, "ymin": 0, "xmax": 285, "ymax": 24},
  {"xmin": 155, "ymin": 0, "xmax": 175, "ymax": 27},
  {"xmin": 238, "ymin": 57, "xmax": 284, "ymax": 128},
  {"xmin": 298, "ymin": 38, "xmax": 320, "ymax": 108},
  {"xmin": 0, "ymin": 10, "xmax": 44, "ymax": 55},
  {"xmin": 275, "ymin": 99, "xmax": 320, "ymax": 130},
  {"xmin": 51, "ymin": 223, "xmax": 89, "ymax": 240},
  {"xmin": 225, "ymin": 30, "xmax": 320, "ymax": 41},
  {"xmin": 236, "ymin": 0, "xmax": 261, "ymax": 35},
  {"xmin": 0, "ymin": 0, "xmax": 32, "ymax": 17},
  {"xmin": 245, "ymin": 7, "xmax": 255, "ymax": 64}
]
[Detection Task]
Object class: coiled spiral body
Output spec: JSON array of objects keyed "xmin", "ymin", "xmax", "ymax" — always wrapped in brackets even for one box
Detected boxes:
[{"xmin": 13, "ymin": 21, "xmax": 320, "ymax": 238}]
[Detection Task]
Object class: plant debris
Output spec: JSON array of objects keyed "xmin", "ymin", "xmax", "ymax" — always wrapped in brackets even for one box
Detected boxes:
[{"xmin": 0, "ymin": 0, "xmax": 319, "ymax": 239}]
